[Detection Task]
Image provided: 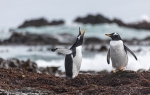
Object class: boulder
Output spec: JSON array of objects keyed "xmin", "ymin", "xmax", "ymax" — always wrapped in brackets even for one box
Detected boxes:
[
  {"xmin": 2, "ymin": 32, "xmax": 60, "ymax": 45},
  {"xmin": 74, "ymin": 14, "xmax": 111, "ymax": 24},
  {"xmin": 97, "ymin": 45, "xmax": 108, "ymax": 52},
  {"xmin": 84, "ymin": 37, "xmax": 103, "ymax": 44},
  {"xmin": 18, "ymin": 18, "xmax": 64, "ymax": 28},
  {"xmin": 74, "ymin": 14, "xmax": 150, "ymax": 30}
]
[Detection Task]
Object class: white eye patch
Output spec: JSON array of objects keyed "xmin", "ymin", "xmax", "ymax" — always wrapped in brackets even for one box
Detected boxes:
[{"xmin": 113, "ymin": 33, "xmax": 118, "ymax": 35}]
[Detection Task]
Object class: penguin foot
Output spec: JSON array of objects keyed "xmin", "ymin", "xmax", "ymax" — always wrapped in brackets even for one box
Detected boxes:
[
  {"xmin": 120, "ymin": 67, "xmax": 125, "ymax": 71},
  {"xmin": 113, "ymin": 69, "xmax": 116, "ymax": 73}
]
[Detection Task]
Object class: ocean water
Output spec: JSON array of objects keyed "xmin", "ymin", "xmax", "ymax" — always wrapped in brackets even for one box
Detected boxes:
[
  {"xmin": 0, "ymin": 45, "xmax": 150, "ymax": 72},
  {"xmin": 1, "ymin": 23, "xmax": 150, "ymax": 41},
  {"xmin": 0, "ymin": 23, "xmax": 150, "ymax": 72}
]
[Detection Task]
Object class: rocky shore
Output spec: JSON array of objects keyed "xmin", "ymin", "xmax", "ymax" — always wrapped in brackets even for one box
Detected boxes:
[
  {"xmin": 0, "ymin": 67, "xmax": 149, "ymax": 94},
  {"xmin": 0, "ymin": 58, "xmax": 60, "ymax": 75}
]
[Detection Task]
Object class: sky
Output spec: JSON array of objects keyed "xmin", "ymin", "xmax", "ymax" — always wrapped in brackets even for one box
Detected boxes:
[{"xmin": 0, "ymin": 0, "xmax": 150, "ymax": 28}]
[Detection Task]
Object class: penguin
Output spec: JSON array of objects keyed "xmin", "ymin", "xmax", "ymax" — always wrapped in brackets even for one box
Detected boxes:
[
  {"xmin": 51, "ymin": 27, "xmax": 86, "ymax": 78},
  {"xmin": 105, "ymin": 33, "xmax": 137, "ymax": 72}
]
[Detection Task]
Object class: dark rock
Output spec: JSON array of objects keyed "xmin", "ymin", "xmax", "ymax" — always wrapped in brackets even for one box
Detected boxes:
[
  {"xmin": 136, "ymin": 48, "xmax": 142, "ymax": 52},
  {"xmin": 127, "ymin": 21, "xmax": 150, "ymax": 30},
  {"xmin": 0, "ymin": 58, "xmax": 21, "ymax": 69},
  {"xmin": 97, "ymin": 45, "xmax": 108, "ymax": 52},
  {"xmin": 0, "ymin": 60, "xmax": 9, "ymax": 69},
  {"xmin": 39, "ymin": 66, "xmax": 59, "ymax": 75},
  {"xmin": 18, "ymin": 18, "xmax": 64, "ymax": 28},
  {"xmin": 74, "ymin": 14, "xmax": 150, "ymax": 30},
  {"xmin": 49, "ymin": 20, "xmax": 64, "ymax": 26},
  {"xmin": 8, "ymin": 58, "xmax": 20, "ymax": 68},
  {"xmin": 0, "ymin": 57, "xmax": 61, "ymax": 76},
  {"xmin": 46, "ymin": 67, "xmax": 59, "ymax": 74},
  {"xmin": 1, "ymin": 32, "xmax": 76, "ymax": 45},
  {"xmin": 74, "ymin": 14, "xmax": 111, "ymax": 24},
  {"xmin": 21, "ymin": 59, "xmax": 38, "ymax": 72},
  {"xmin": 2, "ymin": 32, "xmax": 61, "ymax": 45},
  {"xmin": 1, "ymin": 31, "xmax": 150, "ymax": 46},
  {"xmin": 0, "ymin": 58, "xmax": 4, "ymax": 64},
  {"xmin": 84, "ymin": 37, "xmax": 103, "ymax": 44},
  {"xmin": 90, "ymin": 46, "xmax": 95, "ymax": 51},
  {"xmin": 111, "ymin": 18, "xmax": 126, "ymax": 26}
]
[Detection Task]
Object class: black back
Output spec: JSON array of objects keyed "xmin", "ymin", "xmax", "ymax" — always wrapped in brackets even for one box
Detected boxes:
[{"xmin": 65, "ymin": 54, "xmax": 73, "ymax": 78}]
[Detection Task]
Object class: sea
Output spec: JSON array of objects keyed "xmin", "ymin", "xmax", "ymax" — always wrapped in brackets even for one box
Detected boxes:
[{"xmin": 0, "ymin": 23, "xmax": 150, "ymax": 72}]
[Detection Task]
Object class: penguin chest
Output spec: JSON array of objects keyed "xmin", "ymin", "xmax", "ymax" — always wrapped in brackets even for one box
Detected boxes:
[
  {"xmin": 72, "ymin": 46, "xmax": 82, "ymax": 77},
  {"xmin": 73, "ymin": 46, "xmax": 82, "ymax": 64},
  {"xmin": 110, "ymin": 41, "xmax": 128, "ymax": 69}
]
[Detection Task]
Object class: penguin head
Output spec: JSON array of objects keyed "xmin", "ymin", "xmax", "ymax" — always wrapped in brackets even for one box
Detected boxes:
[
  {"xmin": 105, "ymin": 33, "xmax": 122, "ymax": 40},
  {"xmin": 76, "ymin": 27, "xmax": 86, "ymax": 46},
  {"xmin": 71, "ymin": 27, "xmax": 86, "ymax": 48}
]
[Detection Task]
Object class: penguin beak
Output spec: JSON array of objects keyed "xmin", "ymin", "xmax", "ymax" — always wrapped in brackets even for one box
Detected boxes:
[
  {"xmin": 105, "ymin": 34, "xmax": 111, "ymax": 37},
  {"xmin": 81, "ymin": 28, "xmax": 86, "ymax": 36}
]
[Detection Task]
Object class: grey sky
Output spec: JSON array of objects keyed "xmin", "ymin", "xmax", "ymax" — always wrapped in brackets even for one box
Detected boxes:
[{"xmin": 0, "ymin": 0, "xmax": 150, "ymax": 28}]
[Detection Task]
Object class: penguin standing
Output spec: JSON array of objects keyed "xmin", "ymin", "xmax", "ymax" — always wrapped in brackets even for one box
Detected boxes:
[
  {"xmin": 51, "ymin": 28, "xmax": 86, "ymax": 78},
  {"xmin": 105, "ymin": 33, "xmax": 137, "ymax": 72}
]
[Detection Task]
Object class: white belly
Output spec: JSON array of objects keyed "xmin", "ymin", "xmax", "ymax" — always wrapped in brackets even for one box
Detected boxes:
[
  {"xmin": 72, "ymin": 46, "xmax": 82, "ymax": 78},
  {"xmin": 110, "ymin": 40, "xmax": 128, "ymax": 69}
]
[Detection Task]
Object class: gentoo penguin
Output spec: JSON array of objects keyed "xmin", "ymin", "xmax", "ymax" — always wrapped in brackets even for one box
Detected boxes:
[
  {"xmin": 105, "ymin": 33, "xmax": 137, "ymax": 72},
  {"xmin": 51, "ymin": 27, "xmax": 86, "ymax": 78}
]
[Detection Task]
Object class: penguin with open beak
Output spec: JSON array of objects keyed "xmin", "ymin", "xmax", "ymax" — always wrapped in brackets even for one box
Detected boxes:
[
  {"xmin": 105, "ymin": 33, "xmax": 137, "ymax": 72},
  {"xmin": 51, "ymin": 27, "xmax": 86, "ymax": 78}
]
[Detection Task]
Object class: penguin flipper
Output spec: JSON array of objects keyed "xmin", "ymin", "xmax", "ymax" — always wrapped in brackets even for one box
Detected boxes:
[
  {"xmin": 107, "ymin": 49, "xmax": 110, "ymax": 64},
  {"xmin": 124, "ymin": 45, "xmax": 138, "ymax": 60},
  {"xmin": 51, "ymin": 48, "xmax": 72, "ymax": 55}
]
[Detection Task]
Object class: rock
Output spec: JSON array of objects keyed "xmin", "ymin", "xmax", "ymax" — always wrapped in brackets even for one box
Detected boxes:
[
  {"xmin": 1, "ymin": 31, "xmax": 149, "ymax": 46},
  {"xmin": 8, "ymin": 58, "xmax": 20, "ymax": 68},
  {"xmin": 127, "ymin": 21, "xmax": 150, "ymax": 30},
  {"xmin": 18, "ymin": 18, "xmax": 64, "ymax": 28},
  {"xmin": 0, "ymin": 57, "xmax": 61, "ymax": 76},
  {"xmin": 84, "ymin": 37, "xmax": 103, "ymax": 44},
  {"xmin": 1, "ymin": 32, "xmax": 76, "ymax": 45},
  {"xmin": 97, "ymin": 45, "xmax": 108, "ymax": 52},
  {"xmin": 2, "ymin": 32, "xmax": 61, "ymax": 45},
  {"xmin": 136, "ymin": 48, "xmax": 142, "ymax": 52},
  {"xmin": 74, "ymin": 14, "xmax": 111, "ymax": 24},
  {"xmin": 74, "ymin": 14, "xmax": 150, "ymax": 30},
  {"xmin": 0, "ymin": 60, "xmax": 9, "ymax": 69},
  {"xmin": 0, "ymin": 58, "xmax": 4, "ymax": 64},
  {"xmin": 49, "ymin": 20, "xmax": 64, "ymax": 26},
  {"xmin": 111, "ymin": 18, "xmax": 126, "ymax": 26},
  {"xmin": 39, "ymin": 66, "xmax": 59, "ymax": 75},
  {"xmin": 21, "ymin": 59, "xmax": 38, "ymax": 72}
]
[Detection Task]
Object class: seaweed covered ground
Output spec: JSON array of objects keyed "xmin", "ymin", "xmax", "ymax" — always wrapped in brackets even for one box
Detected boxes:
[{"xmin": 0, "ymin": 68, "xmax": 150, "ymax": 95}]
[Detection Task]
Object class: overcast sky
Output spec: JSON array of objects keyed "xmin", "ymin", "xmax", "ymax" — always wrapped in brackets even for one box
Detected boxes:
[{"xmin": 1, "ymin": 0, "xmax": 150, "ymax": 28}]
